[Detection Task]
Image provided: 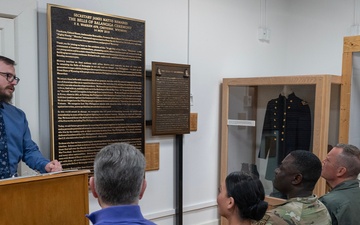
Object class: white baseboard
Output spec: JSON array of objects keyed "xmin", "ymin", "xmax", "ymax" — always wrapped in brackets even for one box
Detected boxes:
[
  {"xmin": 144, "ymin": 200, "xmax": 218, "ymax": 221},
  {"xmin": 184, "ymin": 200, "xmax": 217, "ymax": 213}
]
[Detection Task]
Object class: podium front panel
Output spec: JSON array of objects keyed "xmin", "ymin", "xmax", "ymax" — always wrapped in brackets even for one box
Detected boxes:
[{"xmin": 0, "ymin": 170, "xmax": 90, "ymax": 225}]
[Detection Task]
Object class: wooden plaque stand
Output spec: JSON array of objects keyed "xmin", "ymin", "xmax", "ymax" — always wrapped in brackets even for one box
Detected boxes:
[{"xmin": 0, "ymin": 170, "xmax": 90, "ymax": 225}]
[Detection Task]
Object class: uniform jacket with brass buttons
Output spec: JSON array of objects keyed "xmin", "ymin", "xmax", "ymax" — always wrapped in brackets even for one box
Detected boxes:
[{"xmin": 258, "ymin": 93, "xmax": 311, "ymax": 166}]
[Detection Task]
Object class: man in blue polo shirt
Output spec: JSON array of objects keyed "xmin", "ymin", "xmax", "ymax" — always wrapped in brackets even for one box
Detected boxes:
[{"xmin": 87, "ymin": 142, "xmax": 155, "ymax": 225}]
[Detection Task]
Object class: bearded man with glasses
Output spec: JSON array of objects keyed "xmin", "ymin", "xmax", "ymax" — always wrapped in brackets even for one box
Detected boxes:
[{"xmin": 0, "ymin": 55, "xmax": 62, "ymax": 179}]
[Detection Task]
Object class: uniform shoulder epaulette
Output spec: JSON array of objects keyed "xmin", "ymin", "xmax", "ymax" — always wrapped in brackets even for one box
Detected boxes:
[{"xmin": 255, "ymin": 214, "xmax": 270, "ymax": 225}]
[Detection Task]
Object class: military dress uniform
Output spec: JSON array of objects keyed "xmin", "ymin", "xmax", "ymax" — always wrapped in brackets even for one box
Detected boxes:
[{"xmin": 258, "ymin": 93, "xmax": 311, "ymax": 180}]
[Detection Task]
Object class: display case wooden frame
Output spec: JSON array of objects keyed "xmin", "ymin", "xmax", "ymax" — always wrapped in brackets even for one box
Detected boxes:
[
  {"xmin": 340, "ymin": 35, "xmax": 360, "ymax": 143},
  {"xmin": 220, "ymin": 75, "xmax": 341, "ymax": 224}
]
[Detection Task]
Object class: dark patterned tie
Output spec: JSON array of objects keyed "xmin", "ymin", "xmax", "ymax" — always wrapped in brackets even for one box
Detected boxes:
[{"xmin": 0, "ymin": 104, "xmax": 10, "ymax": 179}]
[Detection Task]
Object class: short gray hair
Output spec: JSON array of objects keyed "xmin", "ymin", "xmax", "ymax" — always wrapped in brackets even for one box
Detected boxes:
[
  {"xmin": 335, "ymin": 143, "xmax": 360, "ymax": 178},
  {"xmin": 93, "ymin": 142, "xmax": 145, "ymax": 205}
]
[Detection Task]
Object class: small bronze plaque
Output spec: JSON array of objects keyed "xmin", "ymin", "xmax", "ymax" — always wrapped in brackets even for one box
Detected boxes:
[
  {"xmin": 190, "ymin": 113, "xmax": 198, "ymax": 132},
  {"xmin": 152, "ymin": 62, "xmax": 191, "ymax": 135},
  {"xmin": 145, "ymin": 143, "xmax": 160, "ymax": 171}
]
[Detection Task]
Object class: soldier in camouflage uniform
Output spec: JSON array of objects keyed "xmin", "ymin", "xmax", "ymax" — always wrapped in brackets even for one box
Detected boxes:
[{"xmin": 255, "ymin": 150, "xmax": 331, "ymax": 225}]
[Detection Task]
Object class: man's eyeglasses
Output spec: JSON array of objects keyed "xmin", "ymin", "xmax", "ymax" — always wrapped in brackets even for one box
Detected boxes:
[{"xmin": 0, "ymin": 72, "xmax": 20, "ymax": 84}]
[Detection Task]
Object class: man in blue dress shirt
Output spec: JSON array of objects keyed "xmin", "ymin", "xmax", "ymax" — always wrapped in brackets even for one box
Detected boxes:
[
  {"xmin": 0, "ymin": 56, "xmax": 62, "ymax": 178},
  {"xmin": 87, "ymin": 142, "xmax": 156, "ymax": 225}
]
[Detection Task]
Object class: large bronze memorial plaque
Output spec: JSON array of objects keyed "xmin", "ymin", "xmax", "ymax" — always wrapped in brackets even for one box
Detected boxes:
[
  {"xmin": 152, "ymin": 62, "xmax": 191, "ymax": 135},
  {"xmin": 48, "ymin": 4, "xmax": 145, "ymax": 170}
]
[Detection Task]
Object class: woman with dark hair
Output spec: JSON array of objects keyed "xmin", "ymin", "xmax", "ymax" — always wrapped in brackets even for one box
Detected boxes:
[{"xmin": 217, "ymin": 171, "xmax": 268, "ymax": 225}]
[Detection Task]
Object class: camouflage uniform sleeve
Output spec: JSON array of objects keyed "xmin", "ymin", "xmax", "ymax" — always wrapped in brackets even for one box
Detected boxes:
[
  {"xmin": 254, "ymin": 209, "xmax": 290, "ymax": 225},
  {"xmin": 254, "ymin": 214, "xmax": 271, "ymax": 225},
  {"xmin": 260, "ymin": 207, "xmax": 298, "ymax": 225}
]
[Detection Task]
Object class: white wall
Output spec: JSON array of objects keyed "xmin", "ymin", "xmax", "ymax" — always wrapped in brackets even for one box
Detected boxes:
[
  {"xmin": 1, "ymin": 0, "xmax": 356, "ymax": 224},
  {"xmin": 283, "ymin": 0, "xmax": 352, "ymax": 75}
]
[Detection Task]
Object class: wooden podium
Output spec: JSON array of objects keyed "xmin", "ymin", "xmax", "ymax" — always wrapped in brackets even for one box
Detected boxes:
[{"xmin": 0, "ymin": 170, "xmax": 90, "ymax": 225}]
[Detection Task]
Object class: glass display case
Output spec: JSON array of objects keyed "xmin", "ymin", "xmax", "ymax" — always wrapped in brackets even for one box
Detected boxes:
[{"xmin": 220, "ymin": 75, "xmax": 341, "ymax": 220}]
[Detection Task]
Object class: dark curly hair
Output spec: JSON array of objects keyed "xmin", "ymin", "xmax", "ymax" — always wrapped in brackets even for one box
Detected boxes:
[{"xmin": 289, "ymin": 150, "xmax": 322, "ymax": 190}]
